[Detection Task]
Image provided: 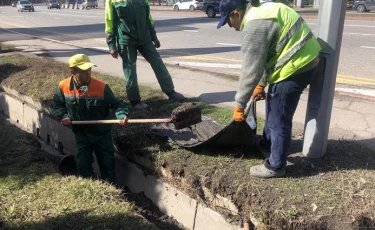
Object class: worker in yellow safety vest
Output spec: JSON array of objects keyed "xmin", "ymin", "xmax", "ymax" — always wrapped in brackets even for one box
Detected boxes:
[{"xmin": 217, "ymin": 0, "xmax": 321, "ymax": 178}]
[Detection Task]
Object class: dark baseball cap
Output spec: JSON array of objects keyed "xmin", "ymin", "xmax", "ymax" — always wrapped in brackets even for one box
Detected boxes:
[{"xmin": 217, "ymin": 0, "xmax": 247, "ymax": 29}]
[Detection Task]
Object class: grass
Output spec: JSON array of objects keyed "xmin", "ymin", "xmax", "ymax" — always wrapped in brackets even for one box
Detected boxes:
[
  {"xmin": 0, "ymin": 118, "xmax": 158, "ymax": 230},
  {"xmin": 2, "ymin": 52, "xmax": 375, "ymax": 229},
  {"xmin": 0, "ymin": 44, "xmax": 17, "ymax": 53}
]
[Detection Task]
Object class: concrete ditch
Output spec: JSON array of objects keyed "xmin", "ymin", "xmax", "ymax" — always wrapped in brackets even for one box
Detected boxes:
[{"xmin": 0, "ymin": 85, "xmax": 244, "ymax": 230}]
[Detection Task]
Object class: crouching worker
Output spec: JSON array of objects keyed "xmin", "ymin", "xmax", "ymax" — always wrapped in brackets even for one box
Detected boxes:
[{"xmin": 53, "ymin": 54, "xmax": 129, "ymax": 184}]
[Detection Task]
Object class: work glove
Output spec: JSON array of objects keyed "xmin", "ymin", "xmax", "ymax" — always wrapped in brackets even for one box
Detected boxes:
[
  {"xmin": 251, "ymin": 85, "xmax": 266, "ymax": 101},
  {"xmin": 233, "ymin": 106, "xmax": 245, "ymax": 122}
]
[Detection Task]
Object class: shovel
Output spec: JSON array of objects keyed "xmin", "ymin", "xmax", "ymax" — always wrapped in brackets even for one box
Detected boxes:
[{"xmin": 71, "ymin": 102, "xmax": 202, "ymax": 130}]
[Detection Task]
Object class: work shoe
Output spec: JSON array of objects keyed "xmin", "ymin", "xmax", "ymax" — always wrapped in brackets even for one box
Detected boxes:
[
  {"xmin": 250, "ymin": 163, "xmax": 286, "ymax": 178},
  {"xmin": 165, "ymin": 91, "xmax": 185, "ymax": 101},
  {"xmin": 131, "ymin": 101, "xmax": 148, "ymax": 110}
]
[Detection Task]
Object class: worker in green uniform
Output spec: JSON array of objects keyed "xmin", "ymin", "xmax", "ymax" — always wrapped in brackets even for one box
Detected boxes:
[
  {"xmin": 105, "ymin": 0, "xmax": 184, "ymax": 110},
  {"xmin": 53, "ymin": 54, "xmax": 129, "ymax": 183}
]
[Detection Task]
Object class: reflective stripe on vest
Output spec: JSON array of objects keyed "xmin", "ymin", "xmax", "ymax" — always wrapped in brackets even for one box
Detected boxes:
[
  {"xmin": 268, "ymin": 30, "xmax": 313, "ymax": 76},
  {"xmin": 276, "ymin": 16, "xmax": 305, "ymax": 53},
  {"xmin": 59, "ymin": 77, "xmax": 106, "ymax": 100},
  {"xmin": 241, "ymin": 3, "xmax": 321, "ymax": 83}
]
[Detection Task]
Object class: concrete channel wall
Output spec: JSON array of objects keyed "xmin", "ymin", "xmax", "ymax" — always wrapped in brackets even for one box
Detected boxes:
[{"xmin": 0, "ymin": 87, "xmax": 242, "ymax": 230}]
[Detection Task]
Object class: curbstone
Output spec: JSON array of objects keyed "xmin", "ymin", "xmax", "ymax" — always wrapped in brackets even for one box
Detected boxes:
[
  {"xmin": 194, "ymin": 203, "xmax": 241, "ymax": 230},
  {"xmin": 115, "ymin": 153, "xmax": 147, "ymax": 193},
  {"xmin": 145, "ymin": 175, "xmax": 197, "ymax": 229}
]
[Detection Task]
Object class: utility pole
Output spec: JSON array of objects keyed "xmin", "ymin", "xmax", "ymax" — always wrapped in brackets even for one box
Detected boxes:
[{"xmin": 303, "ymin": 0, "xmax": 348, "ymax": 158}]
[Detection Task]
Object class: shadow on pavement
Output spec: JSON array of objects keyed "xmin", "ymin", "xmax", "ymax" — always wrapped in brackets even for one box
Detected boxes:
[
  {"xmin": 1, "ymin": 15, "xmax": 215, "ymax": 43},
  {"xmin": 158, "ymin": 45, "xmax": 240, "ymax": 58},
  {"xmin": 19, "ymin": 45, "xmax": 240, "ymax": 60},
  {"xmin": 198, "ymin": 91, "xmax": 237, "ymax": 104}
]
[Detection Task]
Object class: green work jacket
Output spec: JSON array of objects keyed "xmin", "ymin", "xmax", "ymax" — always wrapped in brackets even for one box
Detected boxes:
[
  {"xmin": 105, "ymin": 0, "xmax": 157, "ymax": 50},
  {"xmin": 53, "ymin": 76, "xmax": 129, "ymax": 140}
]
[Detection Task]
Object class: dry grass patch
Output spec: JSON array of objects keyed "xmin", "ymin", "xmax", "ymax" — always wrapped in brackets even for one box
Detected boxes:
[{"xmin": 0, "ymin": 118, "xmax": 157, "ymax": 230}]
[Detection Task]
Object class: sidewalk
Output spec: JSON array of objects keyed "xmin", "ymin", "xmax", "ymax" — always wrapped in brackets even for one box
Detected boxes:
[{"xmin": 3, "ymin": 38, "xmax": 375, "ymax": 151}]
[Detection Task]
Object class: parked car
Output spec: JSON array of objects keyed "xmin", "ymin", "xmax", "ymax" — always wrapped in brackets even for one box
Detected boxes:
[
  {"xmin": 201, "ymin": 0, "xmax": 219, "ymax": 18},
  {"xmin": 12, "ymin": 1, "xmax": 17, "ymax": 7},
  {"xmin": 196, "ymin": 1, "xmax": 203, "ymax": 10},
  {"xmin": 347, "ymin": 0, "xmax": 355, "ymax": 8},
  {"xmin": 17, "ymin": 0, "xmax": 34, "ymax": 12},
  {"xmin": 47, "ymin": 0, "xmax": 61, "ymax": 9},
  {"xmin": 353, "ymin": 0, "xmax": 375, "ymax": 13},
  {"xmin": 201, "ymin": 0, "xmax": 270, "ymax": 18},
  {"xmin": 81, "ymin": 0, "xmax": 98, "ymax": 9},
  {"xmin": 173, "ymin": 0, "xmax": 202, "ymax": 11}
]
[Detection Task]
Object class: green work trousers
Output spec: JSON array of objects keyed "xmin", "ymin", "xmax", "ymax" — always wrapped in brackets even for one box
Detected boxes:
[
  {"xmin": 75, "ymin": 132, "xmax": 116, "ymax": 184},
  {"xmin": 119, "ymin": 42, "xmax": 174, "ymax": 102}
]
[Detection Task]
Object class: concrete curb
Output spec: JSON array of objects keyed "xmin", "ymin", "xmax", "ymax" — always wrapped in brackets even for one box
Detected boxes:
[{"xmin": 0, "ymin": 86, "xmax": 244, "ymax": 230}]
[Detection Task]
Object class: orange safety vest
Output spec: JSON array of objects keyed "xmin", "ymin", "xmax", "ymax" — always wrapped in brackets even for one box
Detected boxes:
[{"xmin": 59, "ymin": 77, "xmax": 106, "ymax": 101}]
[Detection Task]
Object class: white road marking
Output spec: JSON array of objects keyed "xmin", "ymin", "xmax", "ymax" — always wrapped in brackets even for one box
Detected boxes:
[
  {"xmin": 76, "ymin": 19, "xmax": 82, "ymax": 21},
  {"xmin": 183, "ymin": 30, "xmax": 198, "ymax": 33},
  {"xmin": 37, "ymin": 12, "xmax": 101, "ymax": 18},
  {"xmin": 54, "ymin": 18, "xmax": 60, "ymax": 19},
  {"xmin": 345, "ymin": 32, "xmax": 375, "ymax": 36},
  {"xmin": 167, "ymin": 61, "xmax": 241, "ymax": 69},
  {"xmin": 216, "ymin": 42, "xmax": 241, "ymax": 47},
  {"xmin": 345, "ymin": 24, "xmax": 375, "ymax": 28},
  {"xmin": 360, "ymin": 46, "xmax": 375, "ymax": 49},
  {"xmin": 92, "ymin": 47, "xmax": 108, "ymax": 51},
  {"xmin": 307, "ymin": 22, "xmax": 375, "ymax": 28},
  {"xmin": 336, "ymin": 88, "xmax": 375, "ymax": 97}
]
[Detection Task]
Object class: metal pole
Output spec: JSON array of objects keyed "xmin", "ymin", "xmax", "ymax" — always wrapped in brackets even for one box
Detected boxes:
[{"xmin": 302, "ymin": 0, "xmax": 347, "ymax": 158}]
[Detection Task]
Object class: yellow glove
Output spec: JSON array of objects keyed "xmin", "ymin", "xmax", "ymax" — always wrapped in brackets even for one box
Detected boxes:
[
  {"xmin": 233, "ymin": 106, "xmax": 245, "ymax": 122},
  {"xmin": 251, "ymin": 85, "xmax": 266, "ymax": 101}
]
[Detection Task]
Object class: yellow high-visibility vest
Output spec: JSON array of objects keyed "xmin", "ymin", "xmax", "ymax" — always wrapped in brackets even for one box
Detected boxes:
[{"xmin": 241, "ymin": 2, "xmax": 321, "ymax": 83}]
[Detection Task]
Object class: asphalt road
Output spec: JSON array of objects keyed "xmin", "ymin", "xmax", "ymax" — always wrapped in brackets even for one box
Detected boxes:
[{"xmin": 1, "ymin": 4, "xmax": 375, "ymax": 88}]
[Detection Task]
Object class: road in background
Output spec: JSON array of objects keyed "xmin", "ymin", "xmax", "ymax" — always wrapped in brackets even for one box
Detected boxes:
[{"xmin": 1, "ymin": 5, "xmax": 375, "ymax": 90}]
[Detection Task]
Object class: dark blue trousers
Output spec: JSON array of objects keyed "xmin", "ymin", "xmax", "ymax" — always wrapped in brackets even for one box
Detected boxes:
[{"xmin": 262, "ymin": 66, "xmax": 317, "ymax": 170}]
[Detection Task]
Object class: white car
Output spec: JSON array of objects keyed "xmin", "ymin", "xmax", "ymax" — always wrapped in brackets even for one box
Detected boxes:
[
  {"xmin": 17, "ymin": 0, "xmax": 34, "ymax": 12},
  {"xmin": 173, "ymin": 0, "xmax": 201, "ymax": 11},
  {"xmin": 81, "ymin": 0, "xmax": 98, "ymax": 9}
]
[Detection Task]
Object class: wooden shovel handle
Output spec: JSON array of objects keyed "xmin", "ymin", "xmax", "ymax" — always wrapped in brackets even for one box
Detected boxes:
[{"xmin": 71, "ymin": 118, "xmax": 171, "ymax": 125}]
